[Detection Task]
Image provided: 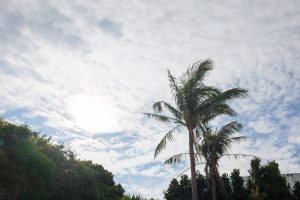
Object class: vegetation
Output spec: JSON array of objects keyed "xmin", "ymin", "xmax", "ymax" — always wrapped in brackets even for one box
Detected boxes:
[
  {"xmin": 230, "ymin": 169, "xmax": 247, "ymax": 200},
  {"xmin": 163, "ymin": 159, "xmax": 299, "ymax": 200},
  {"xmin": 195, "ymin": 122, "xmax": 246, "ymax": 200},
  {"xmin": 0, "ymin": 119, "xmax": 124, "ymax": 200},
  {"xmin": 246, "ymin": 158, "xmax": 291, "ymax": 200},
  {"xmin": 292, "ymin": 181, "xmax": 300, "ymax": 200},
  {"xmin": 121, "ymin": 194, "xmax": 158, "ymax": 200},
  {"xmin": 145, "ymin": 59, "xmax": 247, "ymax": 200}
]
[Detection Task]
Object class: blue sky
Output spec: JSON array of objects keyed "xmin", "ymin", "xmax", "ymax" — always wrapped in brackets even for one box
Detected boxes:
[{"xmin": 1, "ymin": 0, "xmax": 300, "ymax": 198}]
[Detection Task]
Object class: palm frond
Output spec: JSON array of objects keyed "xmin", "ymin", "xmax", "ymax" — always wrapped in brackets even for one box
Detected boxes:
[
  {"xmin": 205, "ymin": 88, "xmax": 248, "ymax": 106},
  {"xmin": 154, "ymin": 125, "xmax": 181, "ymax": 158},
  {"xmin": 199, "ymin": 103, "xmax": 237, "ymax": 123},
  {"xmin": 164, "ymin": 153, "xmax": 190, "ymax": 165},
  {"xmin": 221, "ymin": 88, "xmax": 248, "ymax": 102},
  {"xmin": 218, "ymin": 121, "xmax": 242, "ymax": 137},
  {"xmin": 221, "ymin": 153, "xmax": 258, "ymax": 159},
  {"xmin": 168, "ymin": 70, "xmax": 180, "ymax": 95},
  {"xmin": 153, "ymin": 102, "xmax": 163, "ymax": 113},
  {"xmin": 230, "ymin": 136, "xmax": 247, "ymax": 142},
  {"xmin": 143, "ymin": 113, "xmax": 180, "ymax": 124},
  {"xmin": 195, "ymin": 87, "xmax": 247, "ymax": 122},
  {"xmin": 153, "ymin": 101, "xmax": 183, "ymax": 121},
  {"xmin": 167, "ymin": 70, "xmax": 186, "ymax": 112},
  {"xmin": 193, "ymin": 86, "xmax": 221, "ymax": 99},
  {"xmin": 190, "ymin": 59, "xmax": 214, "ymax": 83},
  {"xmin": 176, "ymin": 162, "xmax": 207, "ymax": 178}
]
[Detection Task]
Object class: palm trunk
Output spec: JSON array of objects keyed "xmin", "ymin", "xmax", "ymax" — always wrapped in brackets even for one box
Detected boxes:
[
  {"xmin": 205, "ymin": 164, "xmax": 211, "ymax": 194},
  {"xmin": 189, "ymin": 128, "xmax": 198, "ymax": 200},
  {"xmin": 212, "ymin": 173, "xmax": 217, "ymax": 200},
  {"xmin": 212, "ymin": 165, "xmax": 229, "ymax": 199}
]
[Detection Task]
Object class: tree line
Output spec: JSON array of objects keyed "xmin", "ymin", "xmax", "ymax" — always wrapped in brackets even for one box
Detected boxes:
[{"xmin": 164, "ymin": 159, "xmax": 300, "ymax": 200}]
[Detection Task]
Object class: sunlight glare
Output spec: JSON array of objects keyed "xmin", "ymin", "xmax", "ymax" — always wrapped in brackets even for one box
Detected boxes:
[{"xmin": 67, "ymin": 94, "xmax": 121, "ymax": 134}]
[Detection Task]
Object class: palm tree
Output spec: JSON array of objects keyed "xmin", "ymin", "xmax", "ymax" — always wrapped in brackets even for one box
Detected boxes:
[
  {"xmin": 144, "ymin": 59, "xmax": 247, "ymax": 200},
  {"xmin": 197, "ymin": 122, "xmax": 247, "ymax": 200}
]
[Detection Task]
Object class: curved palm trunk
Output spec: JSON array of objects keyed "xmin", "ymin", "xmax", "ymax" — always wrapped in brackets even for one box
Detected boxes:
[
  {"xmin": 212, "ymin": 164, "xmax": 229, "ymax": 200},
  {"xmin": 189, "ymin": 128, "xmax": 198, "ymax": 200}
]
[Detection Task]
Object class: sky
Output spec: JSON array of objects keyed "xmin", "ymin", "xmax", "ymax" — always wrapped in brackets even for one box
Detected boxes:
[{"xmin": 0, "ymin": 0, "xmax": 300, "ymax": 198}]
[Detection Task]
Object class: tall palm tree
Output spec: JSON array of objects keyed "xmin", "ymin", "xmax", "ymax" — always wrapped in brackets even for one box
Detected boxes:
[
  {"xmin": 144, "ymin": 59, "xmax": 247, "ymax": 200},
  {"xmin": 197, "ymin": 122, "xmax": 246, "ymax": 200}
]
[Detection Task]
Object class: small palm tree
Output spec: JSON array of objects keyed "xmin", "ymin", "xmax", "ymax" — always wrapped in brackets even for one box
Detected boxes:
[
  {"xmin": 165, "ymin": 121, "xmax": 250, "ymax": 200},
  {"xmin": 144, "ymin": 59, "xmax": 247, "ymax": 200},
  {"xmin": 197, "ymin": 122, "xmax": 246, "ymax": 200}
]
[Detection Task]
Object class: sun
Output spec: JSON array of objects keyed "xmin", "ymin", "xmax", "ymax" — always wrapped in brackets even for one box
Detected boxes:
[{"xmin": 67, "ymin": 94, "xmax": 121, "ymax": 134}]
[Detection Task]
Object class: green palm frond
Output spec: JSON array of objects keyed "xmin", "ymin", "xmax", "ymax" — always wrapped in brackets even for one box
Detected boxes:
[
  {"xmin": 152, "ymin": 102, "xmax": 163, "ymax": 113},
  {"xmin": 167, "ymin": 70, "xmax": 186, "ymax": 111},
  {"xmin": 143, "ymin": 113, "xmax": 180, "ymax": 124},
  {"xmin": 154, "ymin": 125, "xmax": 181, "ymax": 158},
  {"xmin": 221, "ymin": 153, "xmax": 257, "ymax": 159},
  {"xmin": 167, "ymin": 70, "xmax": 180, "ymax": 95},
  {"xmin": 153, "ymin": 101, "xmax": 183, "ymax": 121},
  {"xmin": 164, "ymin": 153, "xmax": 190, "ymax": 165},
  {"xmin": 198, "ymin": 122, "xmax": 248, "ymax": 164},
  {"xmin": 205, "ymin": 88, "xmax": 248, "ymax": 106},
  {"xmin": 199, "ymin": 103, "xmax": 237, "ymax": 123},
  {"xmin": 195, "ymin": 88, "xmax": 247, "ymax": 122},
  {"xmin": 186, "ymin": 59, "xmax": 214, "ymax": 88},
  {"xmin": 218, "ymin": 121, "xmax": 242, "ymax": 137},
  {"xmin": 230, "ymin": 136, "xmax": 247, "ymax": 142},
  {"xmin": 193, "ymin": 86, "xmax": 221, "ymax": 99},
  {"xmin": 220, "ymin": 88, "xmax": 248, "ymax": 102},
  {"xmin": 193, "ymin": 59, "xmax": 214, "ymax": 80},
  {"xmin": 176, "ymin": 162, "xmax": 207, "ymax": 178}
]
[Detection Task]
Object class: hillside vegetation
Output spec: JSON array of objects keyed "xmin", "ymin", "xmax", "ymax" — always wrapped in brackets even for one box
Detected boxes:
[{"xmin": 0, "ymin": 119, "xmax": 124, "ymax": 200}]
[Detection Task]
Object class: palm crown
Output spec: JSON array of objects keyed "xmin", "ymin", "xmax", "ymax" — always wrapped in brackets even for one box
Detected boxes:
[
  {"xmin": 144, "ymin": 59, "xmax": 247, "ymax": 158},
  {"xmin": 199, "ymin": 121, "xmax": 246, "ymax": 164}
]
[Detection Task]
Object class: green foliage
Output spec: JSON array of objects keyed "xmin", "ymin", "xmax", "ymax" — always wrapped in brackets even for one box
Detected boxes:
[
  {"xmin": 164, "ymin": 175, "xmax": 193, "ymax": 200},
  {"xmin": 230, "ymin": 169, "xmax": 247, "ymax": 200},
  {"xmin": 164, "ymin": 174, "xmax": 211, "ymax": 200},
  {"xmin": 163, "ymin": 160, "xmax": 297, "ymax": 200},
  {"xmin": 217, "ymin": 173, "xmax": 231, "ymax": 200},
  {"xmin": 121, "ymin": 194, "xmax": 158, "ymax": 200},
  {"xmin": 179, "ymin": 175, "xmax": 193, "ymax": 200},
  {"xmin": 247, "ymin": 158, "xmax": 291, "ymax": 200},
  {"xmin": 0, "ymin": 119, "xmax": 124, "ymax": 200},
  {"xmin": 197, "ymin": 173, "xmax": 210, "ymax": 199},
  {"xmin": 293, "ymin": 181, "xmax": 300, "ymax": 200},
  {"xmin": 164, "ymin": 178, "xmax": 181, "ymax": 200}
]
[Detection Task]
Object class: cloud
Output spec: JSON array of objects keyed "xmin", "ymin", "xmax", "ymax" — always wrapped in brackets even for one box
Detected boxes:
[
  {"xmin": 248, "ymin": 116, "xmax": 278, "ymax": 134},
  {"xmin": 1, "ymin": 0, "xmax": 300, "ymax": 199},
  {"xmin": 98, "ymin": 18, "xmax": 122, "ymax": 38}
]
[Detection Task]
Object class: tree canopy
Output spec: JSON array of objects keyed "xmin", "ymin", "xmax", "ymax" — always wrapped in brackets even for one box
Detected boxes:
[{"xmin": 0, "ymin": 119, "xmax": 124, "ymax": 200}]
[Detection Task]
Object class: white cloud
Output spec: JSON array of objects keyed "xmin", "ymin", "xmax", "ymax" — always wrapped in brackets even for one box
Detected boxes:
[{"xmin": 248, "ymin": 116, "xmax": 278, "ymax": 134}]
